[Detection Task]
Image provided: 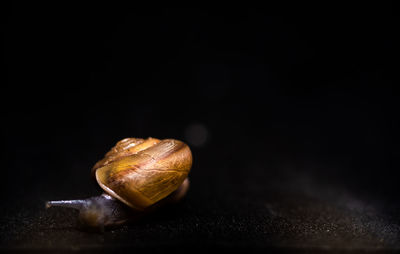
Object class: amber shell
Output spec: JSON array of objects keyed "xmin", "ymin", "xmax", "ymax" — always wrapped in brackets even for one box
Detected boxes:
[{"xmin": 92, "ymin": 138, "xmax": 192, "ymax": 211}]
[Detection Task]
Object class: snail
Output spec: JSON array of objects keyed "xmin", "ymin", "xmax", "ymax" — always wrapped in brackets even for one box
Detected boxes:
[{"xmin": 46, "ymin": 137, "xmax": 192, "ymax": 230}]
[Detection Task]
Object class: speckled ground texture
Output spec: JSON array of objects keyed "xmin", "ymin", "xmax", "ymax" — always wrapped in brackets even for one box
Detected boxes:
[{"xmin": 1, "ymin": 140, "xmax": 400, "ymax": 253}]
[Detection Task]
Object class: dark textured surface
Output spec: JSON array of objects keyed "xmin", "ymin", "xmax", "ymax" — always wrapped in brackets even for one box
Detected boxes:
[
  {"xmin": 1, "ymin": 132, "xmax": 400, "ymax": 252},
  {"xmin": 2, "ymin": 5, "xmax": 399, "ymax": 253}
]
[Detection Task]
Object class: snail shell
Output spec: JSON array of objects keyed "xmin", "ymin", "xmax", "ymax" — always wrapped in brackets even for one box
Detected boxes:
[{"xmin": 92, "ymin": 137, "xmax": 192, "ymax": 211}]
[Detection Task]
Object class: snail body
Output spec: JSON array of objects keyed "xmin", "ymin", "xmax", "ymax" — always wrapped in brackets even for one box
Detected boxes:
[{"xmin": 46, "ymin": 138, "xmax": 192, "ymax": 230}]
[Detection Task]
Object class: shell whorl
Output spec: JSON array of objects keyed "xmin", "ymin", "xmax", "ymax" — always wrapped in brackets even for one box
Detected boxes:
[{"xmin": 92, "ymin": 138, "xmax": 192, "ymax": 211}]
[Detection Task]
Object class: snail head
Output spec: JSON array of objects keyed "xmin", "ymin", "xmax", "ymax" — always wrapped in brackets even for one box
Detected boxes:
[{"xmin": 46, "ymin": 194, "xmax": 132, "ymax": 230}]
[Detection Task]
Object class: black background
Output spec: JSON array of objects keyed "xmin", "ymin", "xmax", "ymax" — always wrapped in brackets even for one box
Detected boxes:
[{"xmin": 2, "ymin": 4, "xmax": 400, "ymax": 252}]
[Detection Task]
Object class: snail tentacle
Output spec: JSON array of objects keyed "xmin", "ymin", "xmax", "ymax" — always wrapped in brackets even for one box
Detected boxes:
[{"xmin": 45, "ymin": 200, "xmax": 86, "ymax": 210}]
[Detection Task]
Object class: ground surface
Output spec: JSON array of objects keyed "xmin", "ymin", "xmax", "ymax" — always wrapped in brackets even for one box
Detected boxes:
[{"xmin": 1, "ymin": 139, "xmax": 400, "ymax": 253}]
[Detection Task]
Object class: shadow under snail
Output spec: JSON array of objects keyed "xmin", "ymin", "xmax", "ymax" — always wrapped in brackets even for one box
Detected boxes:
[{"xmin": 46, "ymin": 137, "xmax": 192, "ymax": 230}]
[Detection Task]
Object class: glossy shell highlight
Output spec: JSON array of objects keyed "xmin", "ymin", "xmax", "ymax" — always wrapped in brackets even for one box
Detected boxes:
[{"xmin": 92, "ymin": 138, "xmax": 192, "ymax": 211}]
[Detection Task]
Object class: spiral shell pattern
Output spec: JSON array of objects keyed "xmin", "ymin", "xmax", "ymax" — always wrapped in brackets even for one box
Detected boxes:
[{"xmin": 92, "ymin": 138, "xmax": 192, "ymax": 210}]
